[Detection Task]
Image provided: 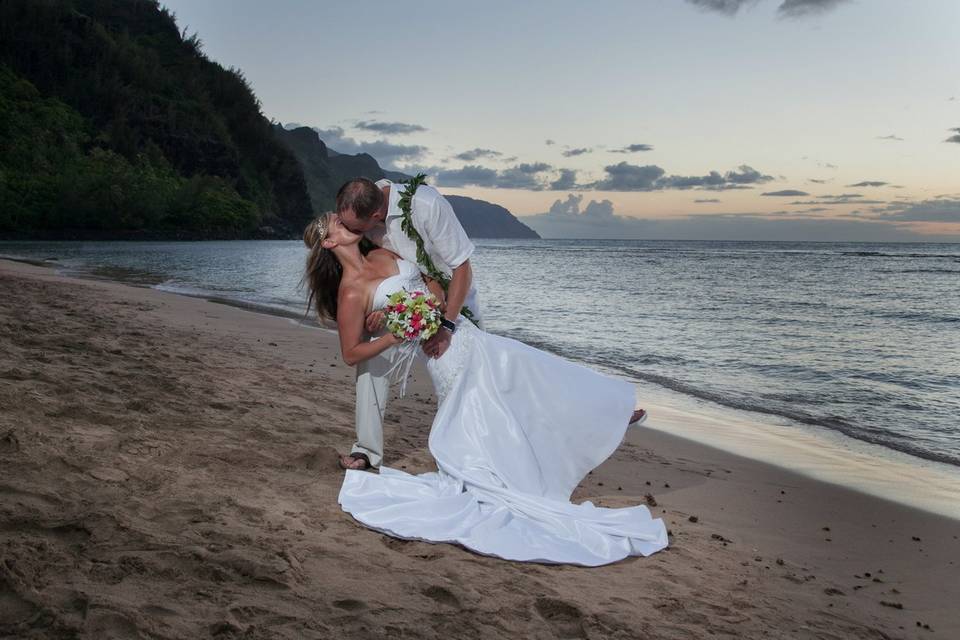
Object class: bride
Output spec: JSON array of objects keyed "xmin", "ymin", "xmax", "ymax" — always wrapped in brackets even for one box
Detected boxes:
[{"xmin": 303, "ymin": 213, "xmax": 668, "ymax": 566}]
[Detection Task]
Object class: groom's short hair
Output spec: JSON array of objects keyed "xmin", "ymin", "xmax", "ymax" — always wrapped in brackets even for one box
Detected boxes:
[{"xmin": 336, "ymin": 178, "xmax": 384, "ymax": 220}]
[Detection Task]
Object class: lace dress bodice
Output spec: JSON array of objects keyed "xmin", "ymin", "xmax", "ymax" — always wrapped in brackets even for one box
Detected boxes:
[
  {"xmin": 371, "ymin": 259, "xmax": 428, "ymax": 311},
  {"xmin": 371, "ymin": 258, "xmax": 477, "ymax": 402}
]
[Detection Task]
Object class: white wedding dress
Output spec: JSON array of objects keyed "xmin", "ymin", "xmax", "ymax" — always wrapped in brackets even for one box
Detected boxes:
[{"xmin": 337, "ymin": 259, "xmax": 668, "ymax": 566}]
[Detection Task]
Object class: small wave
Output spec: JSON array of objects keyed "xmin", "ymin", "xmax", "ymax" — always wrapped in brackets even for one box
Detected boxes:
[
  {"xmin": 899, "ymin": 269, "xmax": 960, "ymax": 274},
  {"xmin": 0, "ymin": 253, "xmax": 59, "ymax": 267},
  {"xmin": 153, "ymin": 282, "xmax": 311, "ymax": 324},
  {"xmin": 870, "ymin": 310, "xmax": 960, "ymax": 324},
  {"xmin": 842, "ymin": 251, "xmax": 960, "ymax": 259},
  {"xmin": 629, "ymin": 373, "xmax": 960, "ymax": 467}
]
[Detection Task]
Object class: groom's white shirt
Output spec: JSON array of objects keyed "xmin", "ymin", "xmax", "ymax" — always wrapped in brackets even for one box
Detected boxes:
[{"xmin": 371, "ymin": 178, "xmax": 482, "ymax": 324}]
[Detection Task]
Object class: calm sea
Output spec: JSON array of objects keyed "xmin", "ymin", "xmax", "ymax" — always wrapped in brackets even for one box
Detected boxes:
[{"xmin": 4, "ymin": 239, "xmax": 959, "ymax": 468}]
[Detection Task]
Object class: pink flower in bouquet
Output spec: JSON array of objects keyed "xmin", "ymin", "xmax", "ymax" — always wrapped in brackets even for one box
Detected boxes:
[{"xmin": 385, "ymin": 290, "xmax": 443, "ymax": 343}]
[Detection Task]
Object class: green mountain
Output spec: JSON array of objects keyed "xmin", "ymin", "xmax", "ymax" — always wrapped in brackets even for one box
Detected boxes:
[
  {"xmin": 0, "ymin": 0, "xmax": 312, "ymax": 238},
  {"xmin": 0, "ymin": 0, "xmax": 538, "ymax": 240},
  {"xmin": 274, "ymin": 125, "xmax": 540, "ymax": 239}
]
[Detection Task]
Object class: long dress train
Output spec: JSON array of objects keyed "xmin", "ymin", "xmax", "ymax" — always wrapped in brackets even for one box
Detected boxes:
[{"xmin": 337, "ymin": 259, "xmax": 668, "ymax": 566}]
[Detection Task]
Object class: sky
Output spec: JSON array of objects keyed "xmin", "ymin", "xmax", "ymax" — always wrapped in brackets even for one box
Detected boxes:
[{"xmin": 161, "ymin": 0, "xmax": 960, "ymax": 241}]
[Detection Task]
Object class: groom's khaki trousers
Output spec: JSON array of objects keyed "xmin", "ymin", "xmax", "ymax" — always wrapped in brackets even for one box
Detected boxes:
[{"xmin": 351, "ymin": 342, "xmax": 394, "ymax": 468}]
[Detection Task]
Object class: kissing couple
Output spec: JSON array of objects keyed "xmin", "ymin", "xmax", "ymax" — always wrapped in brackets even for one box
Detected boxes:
[{"xmin": 302, "ymin": 175, "xmax": 668, "ymax": 566}]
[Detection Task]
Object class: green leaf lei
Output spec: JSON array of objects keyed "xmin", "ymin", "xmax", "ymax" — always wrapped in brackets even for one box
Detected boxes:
[{"xmin": 397, "ymin": 173, "xmax": 478, "ymax": 327}]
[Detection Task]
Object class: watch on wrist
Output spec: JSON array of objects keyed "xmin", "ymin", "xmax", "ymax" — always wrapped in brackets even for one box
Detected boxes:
[{"xmin": 440, "ymin": 318, "xmax": 457, "ymax": 334}]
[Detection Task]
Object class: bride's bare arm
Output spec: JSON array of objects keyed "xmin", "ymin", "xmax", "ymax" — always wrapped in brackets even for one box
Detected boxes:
[{"xmin": 338, "ymin": 286, "xmax": 400, "ymax": 366}]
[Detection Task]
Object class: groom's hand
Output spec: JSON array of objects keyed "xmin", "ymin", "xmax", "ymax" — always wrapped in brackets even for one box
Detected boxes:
[
  {"xmin": 422, "ymin": 328, "xmax": 452, "ymax": 359},
  {"xmin": 364, "ymin": 310, "xmax": 386, "ymax": 334}
]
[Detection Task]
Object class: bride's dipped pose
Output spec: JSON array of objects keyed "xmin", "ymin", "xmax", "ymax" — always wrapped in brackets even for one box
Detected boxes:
[{"xmin": 304, "ymin": 212, "xmax": 668, "ymax": 566}]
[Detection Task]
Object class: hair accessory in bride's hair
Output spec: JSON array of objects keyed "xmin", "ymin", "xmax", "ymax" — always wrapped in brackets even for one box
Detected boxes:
[{"xmin": 313, "ymin": 215, "xmax": 329, "ymax": 246}]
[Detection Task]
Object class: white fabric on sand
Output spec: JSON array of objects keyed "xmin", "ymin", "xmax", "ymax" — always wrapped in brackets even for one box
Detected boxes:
[{"xmin": 338, "ymin": 259, "xmax": 668, "ymax": 566}]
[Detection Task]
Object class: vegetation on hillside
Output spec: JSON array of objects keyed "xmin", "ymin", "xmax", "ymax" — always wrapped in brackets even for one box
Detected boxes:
[{"xmin": 0, "ymin": 0, "xmax": 311, "ymax": 237}]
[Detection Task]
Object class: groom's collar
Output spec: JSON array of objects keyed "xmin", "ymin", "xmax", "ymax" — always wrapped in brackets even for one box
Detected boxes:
[{"xmin": 376, "ymin": 179, "xmax": 403, "ymax": 220}]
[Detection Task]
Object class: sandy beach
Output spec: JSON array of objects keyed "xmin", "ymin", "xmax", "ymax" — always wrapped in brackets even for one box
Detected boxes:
[{"xmin": 1, "ymin": 257, "xmax": 958, "ymax": 639}]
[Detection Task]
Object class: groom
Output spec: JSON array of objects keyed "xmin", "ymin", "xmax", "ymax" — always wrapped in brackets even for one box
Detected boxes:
[{"xmin": 335, "ymin": 176, "xmax": 483, "ymax": 471}]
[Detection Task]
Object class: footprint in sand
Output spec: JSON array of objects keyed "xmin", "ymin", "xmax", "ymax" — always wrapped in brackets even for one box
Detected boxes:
[
  {"xmin": 422, "ymin": 585, "xmax": 461, "ymax": 608},
  {"xmin": 332, "ymin": 599, "xmax": 367, "ymax": 611},
  {"xmin": 380, "ymin": 537, "xmax": 412, "ymax": 551},
  {"xmin": 534, "ymin": 597, "xmax": 587, "ymax": 639}
]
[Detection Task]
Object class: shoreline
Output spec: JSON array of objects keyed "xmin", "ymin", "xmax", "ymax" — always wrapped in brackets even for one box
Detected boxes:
[
  {"xmin": 1, "ymin": 257, "xmax": 959, "ymax": 638},
  {"xmin": 8, "ymin": 255, "xmax": 960, "ymax": 520}
]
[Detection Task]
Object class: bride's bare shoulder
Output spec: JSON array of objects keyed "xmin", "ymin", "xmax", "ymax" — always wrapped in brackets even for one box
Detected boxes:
[{"xmin": 367, "ymin": 247, "xmax": 400, "ymax": 262}]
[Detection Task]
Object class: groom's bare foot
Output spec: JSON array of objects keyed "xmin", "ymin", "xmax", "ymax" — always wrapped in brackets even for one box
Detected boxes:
[
  {"xmin": 339, "ymin": 452, "xmax": 372, "ymax": 471},
  {"xmin": 629, "ymin": 409, "xmax": 648, "ymax": 426}
]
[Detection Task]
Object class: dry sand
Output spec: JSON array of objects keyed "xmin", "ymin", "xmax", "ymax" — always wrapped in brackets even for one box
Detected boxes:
[{"xmin": 1, "ymin": 258, "xmax": 958, "ymax": 639}]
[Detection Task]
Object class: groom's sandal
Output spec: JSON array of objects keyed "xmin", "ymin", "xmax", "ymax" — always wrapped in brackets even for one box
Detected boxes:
[
  {"xmin": 628, "ymin": 409, "xmax": 648, "ymax": 427},
  {"xmin": 339, "ymin": 452, "xmax": 373, "ymax": 471}
]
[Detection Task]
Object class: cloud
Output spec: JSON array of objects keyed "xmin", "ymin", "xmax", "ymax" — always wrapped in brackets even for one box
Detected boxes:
[
  {"xmin": 562, "ymin": 147, "xmax": 593, "ymax": 157},
  {"xmin": 876, "ymin": 134, "xmax": 904, "ymax": 141},
  {"xmin": 789, "ymin": 194, "xmax": 886, "ymax": 205},
  {"xmin": 790, "ymin": 198, "xmax": 887, "ymax": 206},
  {"xmin": 454, "ymin": 148, "xmax": 503, "ymax": 161},
  {"xmin": 431, "ymin": 162, "xmax": 555, "ymax": 190},
  {"xmin": 591, "ymin": 162, "xmax": 773, "ymax": 192},
  {"xmin": 945, "ymin": 128, "xmax": 960, "ymax": 144},
  {"xmin": 762, "ymin": 189, "xmax": 809, "ymax": 196},
  {"xmin": 685, "ymin": 0, "xmax": 752, "ymax": 16},
  {"xmin": 874, "ymin": 198, "xmax": 960, "ymax": 222},
  {"xmin": 817, "ymin": 193, "xmax": 863, "ymax": 200},
  {"xmin": 685, "ymin": 0, "xmax": 851, "ymax": 19},
  {"xmin": 311, "ymin": 126, "xmax": 427, "ymax": 169},
  {"xmin": 497, "ymin": 163, "xmax": 554, "ymax": 190},
  {"xmin": 592, "ymin": 163, "xmax": 666, "ymax": 191},
  {"xmin": 432, "ymin": 165, "xmax": 499, "ymax": 188},
  {"xmin": 725, "ymin": 165, "xmax": 774, "ymax": 185},
  {"xmin": 545, "ymin": 139, "xmax": 556, "ymax": 146},
  {"xmin": 427, "ymin": 161, "xmax": 772, "ymax": 193},
  {"xmin": 355, "ymin": 120, "xmax": 427, "ymax": 135},
  {"xmin": 538, "ymin": 194, "xmax": 614, "ymax": 219},
  {"xmin": 582, "ymin": 199, "xmax": 616, "ymax": 218},
  {"xmin": 778, "ymin": 0, "xmax": 850, "ymax": 18},
  {"xmin": 610, "ymin": 144, "xmax": 655, "ymax": 153},
  {"xmin": 808, "ymin": 178, "xmax": 830, "ymax": 184},
  {"xmin": 656, "ymin": 171, "xmax": 729, "ymax": 190},
  {"xmin": 695, "ymin": 198, "xmax": 721, "ymax": 203},
  {"xmin": 550, "ymin": 169, "xmax": 579, "ymax": 191},
  {"xmin": 519, "ymin": 197, "xmax": 956, "ymax": 241},
  {"xmin": 847, "ymin": 181, "xmax": 888, "ymax": 187}
]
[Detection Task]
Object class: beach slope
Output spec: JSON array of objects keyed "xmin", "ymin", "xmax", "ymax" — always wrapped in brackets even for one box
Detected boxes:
[{"xmin": 1, "ymin": 259, "xmax": 957, "ymax": 639}]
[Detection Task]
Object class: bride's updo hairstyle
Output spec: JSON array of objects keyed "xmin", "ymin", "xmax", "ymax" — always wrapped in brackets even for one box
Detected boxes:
[{"xmin": 303, "ymin": 214, "xmax": 341, "ymax": 321}]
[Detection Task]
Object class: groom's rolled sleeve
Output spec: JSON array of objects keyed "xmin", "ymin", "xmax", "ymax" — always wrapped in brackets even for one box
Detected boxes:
[{"xmin": 421, "ymin": 192, "xmax": 474, "ymax": 270}]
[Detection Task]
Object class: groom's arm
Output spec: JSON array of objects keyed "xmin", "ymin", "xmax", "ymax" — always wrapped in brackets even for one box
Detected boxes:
[
  {"xmin": 443, "ymin": 260, "xmax": 472, "ymax": 322},
  {"xmin": 420, "ymin": 190, "xmax": 475, "ymax": 323}
]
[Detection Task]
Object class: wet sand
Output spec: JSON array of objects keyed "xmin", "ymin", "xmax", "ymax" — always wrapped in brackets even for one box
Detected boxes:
[{"xmin": 1, "ymin": 258, "xmax": 958, "ymax": 639}]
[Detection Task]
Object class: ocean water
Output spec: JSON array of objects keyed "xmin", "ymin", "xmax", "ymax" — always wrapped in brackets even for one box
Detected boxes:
[{"xmin": 4, "ymin": 239, "xmax": 959, "ymax": 470}]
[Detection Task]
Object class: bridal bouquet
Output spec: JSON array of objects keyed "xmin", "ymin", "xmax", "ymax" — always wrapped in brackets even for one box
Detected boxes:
[
  {"xmin": 384, "ymin": 289, "xmax": 443, "ymax": 395},
  {"xmin": 385, "ymin": 290, "xmax": 442, "ymax": 342}
]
